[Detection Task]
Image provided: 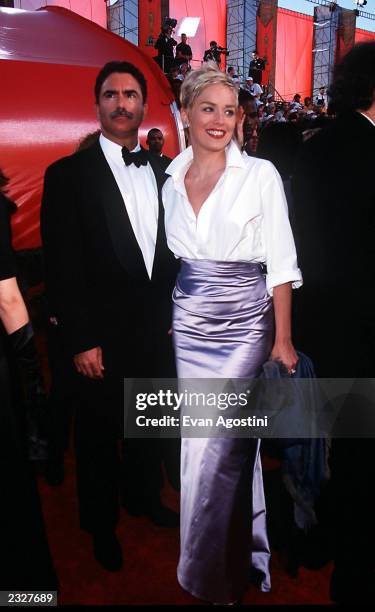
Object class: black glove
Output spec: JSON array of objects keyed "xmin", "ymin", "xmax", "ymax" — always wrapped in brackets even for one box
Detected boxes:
[{"xmin": 9, "ymin": 322, "xmax": 48, "ymax": 430}]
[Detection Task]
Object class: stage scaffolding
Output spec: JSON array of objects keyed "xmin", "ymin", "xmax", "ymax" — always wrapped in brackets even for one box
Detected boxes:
[
  {"xmin": 106, "ymin": 0, "xmax": 139, "ymax": 46},
  {"xmin": 312, "ymin": 4, "xmax": 340, "ymax": 96},
  {"xmin": 226, "ymin": 0, "xmax": 258, "ymax": 83}
]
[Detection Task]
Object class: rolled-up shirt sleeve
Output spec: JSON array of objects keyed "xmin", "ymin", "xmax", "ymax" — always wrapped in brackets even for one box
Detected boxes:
[{"xmin": 260, "ymin": 162, "xmax": 303, "ymax": 295}]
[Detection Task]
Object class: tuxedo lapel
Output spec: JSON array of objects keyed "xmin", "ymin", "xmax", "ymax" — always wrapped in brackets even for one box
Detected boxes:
[
  {"xmin": 87, "ymin": 142, "xmax": 149, "ymax": 280},
  {"xmin": 144, "ymin": 149, "xmax": 179, "ymax": 283}
]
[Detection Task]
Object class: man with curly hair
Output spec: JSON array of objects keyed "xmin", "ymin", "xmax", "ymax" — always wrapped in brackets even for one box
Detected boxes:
[{"xmin": 293, "ymin": 42, "xmax": 375, "ymax": 604}]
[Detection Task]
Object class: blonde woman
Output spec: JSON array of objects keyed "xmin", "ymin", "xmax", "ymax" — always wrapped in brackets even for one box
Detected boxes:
[{"xmin": 163, "ymin": 64, "xmax": 302, "ymax": 604}]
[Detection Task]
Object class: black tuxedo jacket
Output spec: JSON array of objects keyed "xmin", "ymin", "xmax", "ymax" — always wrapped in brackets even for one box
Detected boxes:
[
  {"xmin": 292, "ymin": 111, "xmax": 375, "ymax": 374},
  {"xmin": 41, "ymin": 141, "xmax": 179, "ymax": 376}
]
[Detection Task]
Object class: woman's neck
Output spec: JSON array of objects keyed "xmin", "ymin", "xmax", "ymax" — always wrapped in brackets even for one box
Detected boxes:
[{"xmin": 188, "ymin": 144, "xmax": 227, "ymax": 179}]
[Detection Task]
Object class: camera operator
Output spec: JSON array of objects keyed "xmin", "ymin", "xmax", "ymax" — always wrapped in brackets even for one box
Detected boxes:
[
  {"xmin": 154, "ymin": 20, "xmax": 177, "ymax": 73},
  {"xmin": 203, "ymin": 41, "xmax": 229, "ymax": 66}
]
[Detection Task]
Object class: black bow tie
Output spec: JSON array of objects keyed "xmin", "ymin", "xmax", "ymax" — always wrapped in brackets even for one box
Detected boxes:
[{"xmin": 121, "ymin": 146, "xmax": 148, "ymax": 168}]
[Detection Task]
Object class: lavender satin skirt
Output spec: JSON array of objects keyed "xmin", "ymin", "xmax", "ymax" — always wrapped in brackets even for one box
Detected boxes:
[{"xmin": 173, "ymin": 259, "xmax": 274, "ymax": 604}]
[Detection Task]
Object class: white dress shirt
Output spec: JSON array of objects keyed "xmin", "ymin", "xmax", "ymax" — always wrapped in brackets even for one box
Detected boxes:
[
  {"xmin": 99, "ymin": 133, "xmax": 159, "ymax": 279},
  {"xmin": 163, "ymin": 140, "xmax": 302, "ymax": 295}
]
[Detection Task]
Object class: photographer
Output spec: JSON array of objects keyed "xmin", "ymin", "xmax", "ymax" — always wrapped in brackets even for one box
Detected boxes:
[
  {"xmin": 154, "ymin": 20, "xmax": 177, "ymax": 73},
  {"xmin": 203, "ymin": 41, "xmax": 229, "ymax": 66}
]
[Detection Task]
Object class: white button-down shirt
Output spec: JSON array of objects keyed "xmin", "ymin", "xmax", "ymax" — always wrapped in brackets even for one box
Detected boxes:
[
  {"xmin": 162, "ymin": 140, "xmax": 302, "ymax": 295},
  {"xmin": 99, "ymin": 133, "xmax": 159, "ymax": 279}
]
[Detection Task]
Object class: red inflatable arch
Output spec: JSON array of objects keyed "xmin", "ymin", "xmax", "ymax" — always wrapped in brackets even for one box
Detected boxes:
[{"xmin": 0, "ymin": 6, "xmax": 183, "ymax": 250}]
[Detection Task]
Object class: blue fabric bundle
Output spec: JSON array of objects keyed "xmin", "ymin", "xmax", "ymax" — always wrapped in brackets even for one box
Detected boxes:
[{"xmin": 258, "ymin": 352, "xmax": 330, "ymax": 530}]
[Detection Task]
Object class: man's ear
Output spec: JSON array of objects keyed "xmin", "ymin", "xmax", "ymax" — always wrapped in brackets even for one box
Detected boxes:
[{"xmin": 95, "ymin": 104, "xmax": 100, "ymax": 122}]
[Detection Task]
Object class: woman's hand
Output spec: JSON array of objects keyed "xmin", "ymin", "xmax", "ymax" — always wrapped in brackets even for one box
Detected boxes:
[{"xmin": 271, "ymin": 339, "xmax": 298, "ymax": 375}]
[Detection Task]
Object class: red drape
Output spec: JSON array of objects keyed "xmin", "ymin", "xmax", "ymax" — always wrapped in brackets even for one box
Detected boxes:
[
  {"xmin": 336, "ymin": 8, "xmax": 356, "ymax": 62},
  {"xmin": 256, "ymin": 0, "xmax": 278, "ymax": 86},
  {"xmin": 275, "ymin": 8, "xmax": 313, "ymax": 101},
  {"xmin": 138, "ymin": 0, "xmax": 161, "ymax": 59},
  {"xmin": 355, "ymin": 28, "xmax": 375, "ymax": 44}
]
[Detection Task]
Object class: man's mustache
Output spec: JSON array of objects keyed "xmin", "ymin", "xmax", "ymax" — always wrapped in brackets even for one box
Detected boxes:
[{"xmin": 110, "ymin": 108, "xmax": 134, "ymax": 119}]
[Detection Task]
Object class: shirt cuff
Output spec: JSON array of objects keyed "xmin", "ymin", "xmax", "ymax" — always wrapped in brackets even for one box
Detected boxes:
[{"xmin": 266, "ymin": 269, "xmax": 303, "ymax": 296}]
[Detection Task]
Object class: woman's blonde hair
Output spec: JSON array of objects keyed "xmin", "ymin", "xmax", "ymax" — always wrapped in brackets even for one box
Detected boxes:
[{"xmin": 180, "ymin": 61, "xmax": 238, "ymax": 109}]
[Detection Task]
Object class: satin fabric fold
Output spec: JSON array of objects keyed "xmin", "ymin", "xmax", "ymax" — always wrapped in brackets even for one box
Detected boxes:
[{"xmin": 173, "ymin": 259, "xmax": 273, "ymax": 604}]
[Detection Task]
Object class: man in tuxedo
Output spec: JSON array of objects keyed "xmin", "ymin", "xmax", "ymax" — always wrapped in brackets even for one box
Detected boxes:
[
  {"xmin": 248, "ymin": 51, "xmax": 265, "ymax": 85},
  {"xmin": 41, "ymin": 61, "xmax": 180, "ymax": 572},
  {"xmin": 146, "ymin": 128, "xmax": 172, "ymax": 171},
  {"xmin": 293, "ymin": 43, "xmax": 375, "ymax": 603}
]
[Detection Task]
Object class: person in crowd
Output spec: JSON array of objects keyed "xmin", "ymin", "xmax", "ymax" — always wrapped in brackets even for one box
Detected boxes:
[
  {"xmin": 291, "ymin": 94, "xmax": 303, "ymax": 110},
  {"xmin": 41, "ymin": 61, "xmax": 180, "ymax": 573},
  {"xmin": 248, "ymin": 50, "xmax": 265, "ymax": 84},
  {"xmin": 203, "ymin": 41, "xmax": 228, "ymax": 66},
  {"xmin": 154, "ymin": 23, "xmax": 177, "ymax": 73},
  {"xmin": 0, "ymin": 168, "xmax": 58, "ymax": 590},
  {"xmin": 168, "ymin": 64, "xmax": 179, "ymax": 82},
  {"xmin": 248, "ymin": 76, "xmax": 263, "ymax": 99},
  {"xmin": 176, "ymin": 62, "xmax": 189, "ymax": 82},
  {"xmin": 146, "ymin": 127, "xmax": 172, "ymax": 171},
  {"xmin": 175, "ymin": 33, "xmax": 192, "ymax": 67},
  {"xmin": 293, "ymin": 42, "xmax": 375, "ymax": 604},
  {"xmin": 227, "ymin": 65, "xmax": 240, "ymax": 86},
  {"xmin": 162, "ymin": 62, "xmax": 302, "ymax": 605},
  {"xmin": 304, "ymin": 96, "xmax": 313, "ymax": 111},
  {"xmin": 238, "ymin": 89, "xmax": 259, "ymax": 155},
  {"xmin": 315, "ymin": 86, "xmax": 327, "ymax": 109}
]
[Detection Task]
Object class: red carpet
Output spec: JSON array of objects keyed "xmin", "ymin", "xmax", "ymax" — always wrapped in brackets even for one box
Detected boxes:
[{"xmin": 37, "ymin": 451, "xmax": 334, "ymax": 606}]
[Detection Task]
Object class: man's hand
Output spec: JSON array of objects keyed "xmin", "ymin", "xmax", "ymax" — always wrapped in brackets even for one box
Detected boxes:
[
  {"xmin": 235, "ymin": 107, "xmax": 245, "ymax": 150},
  {"xmin": 74, "ymin": 347, "xmax": 104, "ymax": 379}
]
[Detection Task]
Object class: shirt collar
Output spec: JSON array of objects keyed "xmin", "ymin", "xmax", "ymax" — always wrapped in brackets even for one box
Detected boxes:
[
  {"xmin": 358, "ymin": 111, "xmax": 375, "ymax": 127},
  {"xmin": 99, "ymin": 133, "xmax": 141, "ymax": 164},
  {"xmin": 166, "ymin": 139, "xmax": 246, "ymax": 185}
]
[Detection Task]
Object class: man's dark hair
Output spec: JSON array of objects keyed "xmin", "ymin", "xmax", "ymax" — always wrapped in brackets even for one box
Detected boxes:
[
  {"xmin": 238, "ymin": 89, "xmax": 255, "ymax": 109},
  {"xmin": 147, "ymin": 128, "xmax": 163, "ymax": 139},
  {"xmin": 210, "ymin": 41, "xmax": 217, "ymax": 47},
  {"xmin": 94, "ymin": 61, "xmax": 148, "ymax": 104},
  {"xmin": 0, "ymin": 168, "xmax": 9, "ymax": 191},
  {"xmin": 329, "ymin": 42, "xmax": 375, "ymax": 114}
]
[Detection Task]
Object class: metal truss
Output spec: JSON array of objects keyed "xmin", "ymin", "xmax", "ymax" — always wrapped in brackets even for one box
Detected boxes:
[
  {"xmin": 226, "ymin": 0, "xmax": 258, "ymax": 83},
  {"xmin": 312, "ymin": 4, "xmax": 340, "ymax": 96},
  {"xmin": 306, "ymin": 0, "xmax": 375, "ymax": 21},
  {"xmin": 106, "ymin": 0, "xmax": 139, "ymax": 45}
]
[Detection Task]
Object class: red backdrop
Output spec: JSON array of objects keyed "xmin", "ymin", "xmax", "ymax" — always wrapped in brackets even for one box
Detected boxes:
[
  {"xmin": 275, "ymin": 8, "xmax": 313, "ymax": 100},
  {"xmin": 256, "ymin": 0, "xmax": 278, "ymax": 87},
  {"xmin": 138, "ymin": 0, "xmax": 162, "ymax": 59},
  {"xmin": 355, "ymin": 28, "xmax": 375, "ymax": 44},
  {"xmin": 0, "ymin": 6, "xmax": 180, "ymax": 250}
]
